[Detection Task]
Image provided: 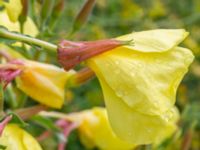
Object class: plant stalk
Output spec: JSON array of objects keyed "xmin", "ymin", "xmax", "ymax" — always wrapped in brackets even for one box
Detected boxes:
[{"xmin": 0, "ymin": 27, "xmax": 57, "ymax": 52}]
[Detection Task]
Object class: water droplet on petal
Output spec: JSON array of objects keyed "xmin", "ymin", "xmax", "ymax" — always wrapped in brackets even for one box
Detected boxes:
[
  {"xmin": 130, "ymin": 72, "xmax": 135, "ymax": 77},
  {"xmin": 115, "ymin": 60, "xmax": 119, "ymax": 65},
  {"xmin": 138, "ymin": 63, "xmax": 143, "ymax": 67}
]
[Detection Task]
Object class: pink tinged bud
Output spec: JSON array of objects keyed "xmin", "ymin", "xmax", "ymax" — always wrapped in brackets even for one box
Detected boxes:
[
  {"xmin": 0, "ymin": 60, "xmax": 24, "ymax": 89},
  {"xmin": 57, "ymin": 39, "xmax": 124, "ymax": 70},
  {"xmin": 0, "ymin": 115, "xmax": 12, "ymax": 136}
]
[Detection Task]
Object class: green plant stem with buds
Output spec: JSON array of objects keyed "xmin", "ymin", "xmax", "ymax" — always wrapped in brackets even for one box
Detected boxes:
[{"xmin": 0, "ymin": 27, "xmax": 57, "ymax": 52}]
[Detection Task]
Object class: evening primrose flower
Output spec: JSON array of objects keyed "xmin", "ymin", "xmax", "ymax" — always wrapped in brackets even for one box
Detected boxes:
[
  {"xmin": 78, "ymin": 107, "xmax": 136, "ymax": 150},
  {"xmin": 0, "ymin": 124, "xmax": 42, "ymax": 150},
  {"xmin": 39, "ymin": 107, "xmax": 136, "ymax": 150},
  {"xmin": 0, "ymin": 0, "xmax": 22, "ymax": 22},
  {"xmin": 0, "ymin": 58, "xmax": 74, "ymax": 108},
  {"xmin": 57, "ymin": 29, "xmax": 194, "ymax": 144},
  {"xmin": 86, "ymin": 29, "xmax": 194, "ymax": 144}
]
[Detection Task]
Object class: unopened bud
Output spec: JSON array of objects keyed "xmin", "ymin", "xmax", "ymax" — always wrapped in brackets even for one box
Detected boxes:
[{"xmin": 57, "ymin": 39, "xmax": 126, "ymax": 70}]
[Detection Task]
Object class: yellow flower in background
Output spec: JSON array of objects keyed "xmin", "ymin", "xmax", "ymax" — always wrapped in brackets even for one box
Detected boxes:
[
  {"xmin": 39, "ymin": 107, "xmax": 135, "ymax": 150},
  {"xmin": 15, "ymin": 60, "xmax": 74, "ymax": 108},
  {"xmin": 0, "ymin": 0, "xmax": 22, "ymax": 22},
  {"xmin": 78, "ymin": 107, "xmax": 135, "ymax": 150},
  {"xmin": 0, "ymin": 124, "xmax": 42, "ymax": 150},
  {"xmin": 0, "ymin": 46, "xmax": 74, "ymax": 108},
  {"xmin": 0, "ymin": 11, "xmax": 38, "ymax": 37},
  {"xmin": 86, "ymin": 29, "xmax": 194, "ymax": 144}
]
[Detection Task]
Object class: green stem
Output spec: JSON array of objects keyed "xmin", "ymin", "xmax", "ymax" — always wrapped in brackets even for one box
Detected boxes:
[
  {"xmin": 0, "ymin": 27, "xmax": 57, "ymax": 52},
  {"xmin": 0, "ymin": 84, "xmax": 4, "ymax": 117}
]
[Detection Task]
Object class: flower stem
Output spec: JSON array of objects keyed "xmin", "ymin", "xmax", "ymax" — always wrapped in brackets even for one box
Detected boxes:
[
  {"xmin": 69, "ymin": 67, "xmax": 95, "ymax": 87},
  {"xmin": 0, "ymin": 84, "xmax": 4, "ymax": 117},
  {"xmin": 0, "ymin": 27, "xmax": 57, "ymax": 52}
]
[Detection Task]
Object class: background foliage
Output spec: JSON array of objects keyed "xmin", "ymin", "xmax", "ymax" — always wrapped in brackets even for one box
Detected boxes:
[{"xmin": 1, "ymin": 0, "xmax": 200, "ymax": 150}]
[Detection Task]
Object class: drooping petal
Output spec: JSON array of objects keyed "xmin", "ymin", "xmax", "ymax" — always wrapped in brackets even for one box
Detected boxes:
[
  {"xmin": 96, "ymin": 76, "xmax": 179, "ymax": 144},
  {"xmin": 78, "ymin": 107, "xmax": 136, "ymax": 150},
  {"xmin": 87, "ymin": 46, "xmax": 194, "ymax": 115},
  {"xmin": 0, "ymin": 124, "xmax": 42, "ymax": 150},
  {"xmin": 16, "ymin": 60, "xmax": 74, "ymax": 108},
  {"xmin": 116, "ymin": 29, "xmax": 188, "ymax": 52}
]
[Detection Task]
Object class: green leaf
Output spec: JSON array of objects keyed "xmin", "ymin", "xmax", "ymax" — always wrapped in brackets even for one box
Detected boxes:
[
  {"xmin": 0, "ymin": 145, "xmax": 6, "ymax": 150},
  {"xmin": 31, "ymin": 115, "xmax": 60, "ymax": 132},
  {"xmin": 7, "ymin": 112, "xmax": 28, "ymax": 127}
]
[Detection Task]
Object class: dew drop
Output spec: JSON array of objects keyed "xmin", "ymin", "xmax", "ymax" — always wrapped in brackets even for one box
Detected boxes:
[
  {"xmin": 138, "ymin": 63, "xmax": 143, "ymax": 67},
  {"xmin": 116, "ymin": 89, "xmax": 125, "ymax": 97},
  {"xmin": 147, "ymin": 128, "xmax": 152, "ymax": 133},
  {"xmin": 115, "ymin": 60, "xmax": 119, "ymax": 65},
  {"xmin": 130, "ymin": 72, "xmax": 135, "ymax": 77}
]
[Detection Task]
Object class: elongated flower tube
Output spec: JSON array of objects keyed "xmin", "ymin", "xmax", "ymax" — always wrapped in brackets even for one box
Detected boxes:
[
  {"xmin": 57, "ymin": 29, "xmax": 194, "ymax": 144},
  {"xmin": 0, "ymin": 124, "xmax": 42, "ymax": 150},
  {"xmin": 0, "ymin": 58, "xmax": 74, "ymax": 108},
  {"xmin": 58, "ymin": 39, "xmax": 132, "ymax": 70}
]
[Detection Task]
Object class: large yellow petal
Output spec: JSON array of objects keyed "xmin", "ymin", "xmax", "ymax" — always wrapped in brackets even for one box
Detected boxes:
[
  {"xmin": 87, "ymin": 46, "xmax": 194, "ymax": 115},
  {"xmin": 0, "ymin": 124, "xmax": 42, "ymax": 150},
  {"xmin": 96, "ymin": 76, "xmax": 179, "ymax": 144},
  {"xmin": 4, "ymin": 0, "xmax": 22, "ymax": 22},
  {"xmin": 78, "ymin": 107, "xmax": 135, "ymax": 150},
  {"xmin": 116, "ymin": 29, "xmax": 188, "ymax": 52},
  {"xmin": 16, "ymin": 60, "xmax": 73, "ymax": 108}
]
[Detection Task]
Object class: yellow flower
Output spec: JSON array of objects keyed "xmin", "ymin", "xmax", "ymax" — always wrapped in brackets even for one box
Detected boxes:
[
  {"xmin": 0, "ymin": 45, "xmax": 73, "ymax": 108},
  {"xmin": 78, "ymin": 107, "xmax": 135, "ymax": 150},
  {"xmin": 0, "ymin": 0, "xmax": 22, "ymax": 22},
  {"xmin": 39, "ymin": 107, "xmax": 135, "ymax": 150},
  {"xmin": 0, "ymin": 124, "xmax": 42, "ymax": 150},
  {"xmin": 15, "ymin": 60, "xmax": 74, "ymax": 108},
  {"xmin": 0, "ymin": 10, "xmax": 38, "ymax": 37},
  {"xmin": 86, "ymin": 29, "xmax": 194, "ymax": 144}
]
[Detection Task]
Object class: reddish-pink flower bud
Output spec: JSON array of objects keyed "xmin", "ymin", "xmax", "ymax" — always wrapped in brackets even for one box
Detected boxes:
[
  {"xmin": 57, "ymin": 39, "xmax": 127, "ymax": 70},
  {"xmin": 0, "ymin": 60, "xmax": 24, "ymax": 89}
]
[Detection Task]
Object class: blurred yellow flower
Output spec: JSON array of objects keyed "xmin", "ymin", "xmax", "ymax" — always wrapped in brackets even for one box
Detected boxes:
[
  {"xmin": 0, "ymin": 0, "xmax": 22, "ymax": 22},
  {"xmin": 78, "ymin": 107, "xmax": 135, "ymax": 150},
  {"xmin": 86, "ymin": 29, "xmax": 194, "ymax": 144},
  {"xmin": 39, "ymin": 107, "xmax": 135, "ymax": 150},
  {"xmin": 0, "ymin": 124, "xmax": 42, "ymax": 150},
  {"xmin": 15, "ymin": 60, "xmax": 74, "ymax": 108},
  {"xmin": 0, "ymin": 11, "xmax": 38, "ymax": 37}
]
